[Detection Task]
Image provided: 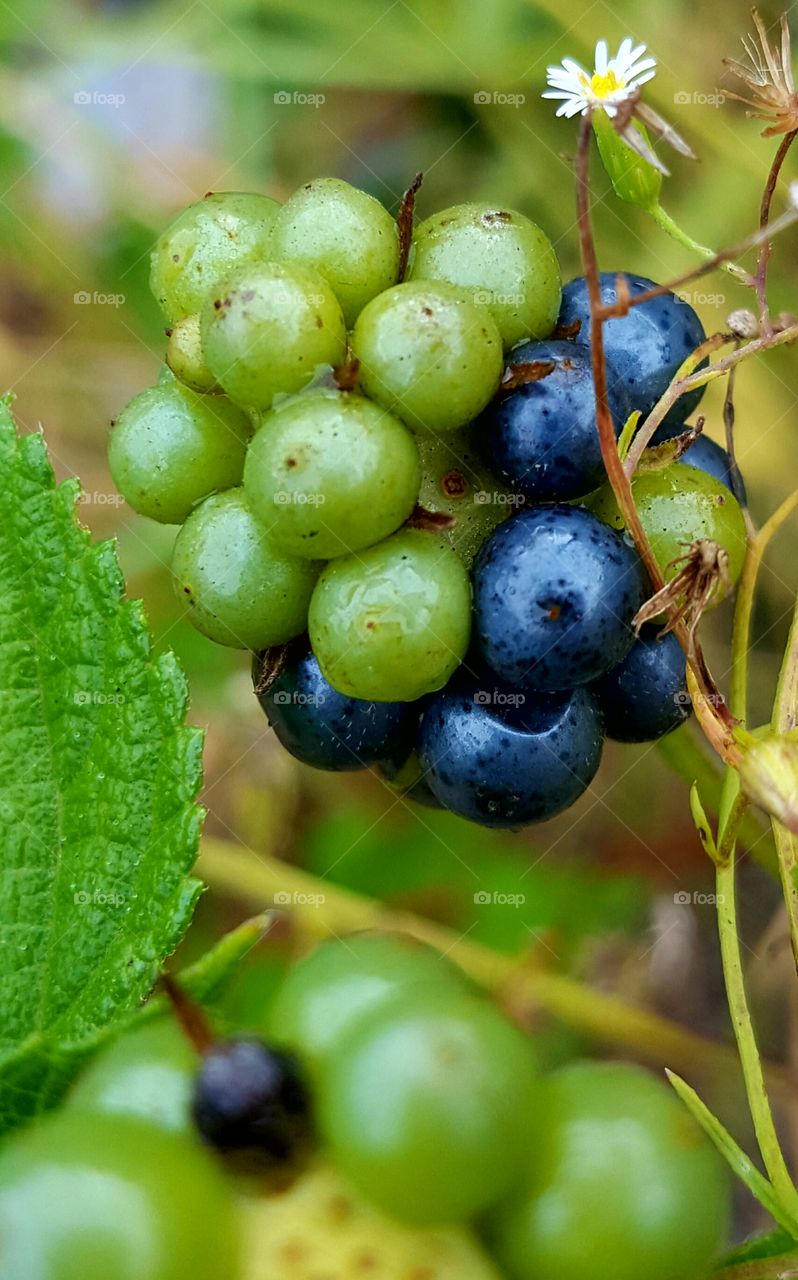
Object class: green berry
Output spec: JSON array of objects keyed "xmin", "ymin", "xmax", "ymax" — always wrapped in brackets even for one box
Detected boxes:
[
  {"xmin": 201, "ymin": 261, "xmax": 346, "ymax": 410},
  {"xmin": 268, "ymin": 933, "xmax": 467, "ymax": 1074},
  {"xmin": 66, "ymin": 1019, "xmax": 196, "ymax": 1134},
  {"xmin": 417, "ymin": 431, "xmax": 516, "ymax": 568},
  {"xmin": 318, "ymin": 988, "xmax": 538, "ymax": 1224},
  {"xmin": 150, "ymin": 190, "xmax": 279, "ymax": 324},
  {"xmin": 108, "ymin": 380, "xmax": 251, "ymax": 524},
  {"xmin": 268, "ymin": 177, "xmax": 400, "ymax": 327},
  {"xmin": 352, "ymin": 282, "xmax": 503, "ymax": 434},
  {"xmin": 0, "ymin": 1111, "xmax": 240, "ymax": 1280},
  {"xmin": 308, "ymin": 528, "xmax": 471, "ymax": 701},
  {"xmin": 243, "ymin": 389, "xmax": 420, "ymax": 559},
  {"xmin": 588, "ymin": 463, "xmax": 747, "ymax": 595},
  {"xmin": 172, "ymin": 488, "xmax": 319, "ymax": 650},
  {"xmin": 407, "ymin": 203, "xmax": 561, "ymax": 348},
  {"xmin": 165, "ymin": 313, "xmax": 219, "ymax": 393},
  {"xmin": 490, "ymin": 1062, "xmax": 730, "ymax": 1280}
]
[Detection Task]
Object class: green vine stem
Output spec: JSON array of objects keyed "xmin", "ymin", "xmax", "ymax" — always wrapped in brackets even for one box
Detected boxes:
[
  {"xmin": 709, "ymin": 488, "xmax": 798, "ymax": 1223},
  {"xmin": 771, "ymin": 596, "xmax": 798, "ymax": 968},
  {"xmin": 197, "ymin": 837, "xmax": 793, "ymax": 1095},
  {"xmin": 649, "ymin": 202, "xmax": 743, "ymax": 276},
  {"xmin": 716, "ymin": 1254, "xmax": 798, "ymax": 1279}
]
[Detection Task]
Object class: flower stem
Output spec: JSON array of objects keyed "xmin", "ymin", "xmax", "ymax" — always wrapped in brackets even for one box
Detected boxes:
[{"xmin": 649, "ymin": 202, "xmax": 744, "ymax": 277}]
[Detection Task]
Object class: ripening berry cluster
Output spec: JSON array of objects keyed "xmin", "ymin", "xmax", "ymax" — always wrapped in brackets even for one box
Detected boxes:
[
  {"xmin": 0, "ymin": 933, "xmax": 733, "ymax": 1280},
  {"xmin": 109, "ymin": 179, "xmax": 748, "ymax": 829}
]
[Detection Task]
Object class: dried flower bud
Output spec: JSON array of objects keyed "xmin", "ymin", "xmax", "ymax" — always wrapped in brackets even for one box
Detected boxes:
[
  {"xmin": 740, "ymin": 735, "xmax": 798, "ymax": 833},
  {"xmin": 727, "ymin": 308, "xmax": 760, "ymax": 338}
]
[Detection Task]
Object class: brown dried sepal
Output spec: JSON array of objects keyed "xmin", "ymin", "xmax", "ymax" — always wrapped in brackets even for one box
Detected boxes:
[
  {"xmin": 499, "ymin": 360, "xmax": 556, "ymax": 395},
  {"xmin": 253, "ymin": 642, "xmax": 294, "ymax": 700},
  {"xmin": 405, "ymin": 504, "xmax": 458, "ymax": 532},
  {"xmin": 333, "ymin": 355, "xmax": 361, "ymax": 391},
  {"xmin": 397, "ymin": 172, "xmax": 423, "ymax": 282},
  {"xmin": 637, "ymin": 421, "xmax": 703, "ymax": 473},
  {"xmin": 634, "ymin": 538, "xmax": 732, "ymax": 652}
]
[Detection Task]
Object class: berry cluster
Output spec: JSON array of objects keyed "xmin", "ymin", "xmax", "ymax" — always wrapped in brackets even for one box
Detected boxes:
[
  {"xmin": 0, "ymin": 934, "xmax": 732, "ymax": 1280},
  {"xmin": 110, "ymin": 181, "xmax": 748, "ymax": 829}
]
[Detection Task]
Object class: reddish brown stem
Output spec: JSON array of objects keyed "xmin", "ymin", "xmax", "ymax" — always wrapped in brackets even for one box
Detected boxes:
[
  {"xmin": 575, "ymin": 113, "xmax": 738, "ymax": 755},
  {"xmin": 755, "ymin": 128, "xmax": 797, "ymax": 336}
]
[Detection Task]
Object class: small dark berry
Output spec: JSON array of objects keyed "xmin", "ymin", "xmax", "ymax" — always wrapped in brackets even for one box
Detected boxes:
[{"xmin": 192, "ymin": 1037, "xmax": 311, "ymax": 1160}]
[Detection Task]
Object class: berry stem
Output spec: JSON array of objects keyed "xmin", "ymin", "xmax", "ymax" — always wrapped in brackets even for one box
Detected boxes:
[
  {"xmin": 770, "ymin": 596, "xmax": 798, "ymax": 968},
  {"xmin": 575, "ymin": 113, "xmax": 738, "ymax": 755},
  {"xmin": 648, "ymin": 203, "xmax": 745, "ymax": 279},
  {"xmin": 755, "ymin": 129, "xmax": 798, "ymax": 335}
]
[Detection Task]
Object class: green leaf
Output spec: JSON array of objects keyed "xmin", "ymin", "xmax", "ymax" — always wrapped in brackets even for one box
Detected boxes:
[
  {"xmin": 716, "ymin": 1228, "xmax": 798, "ymax": 1273},
  {"xmin": 0, "ymin": 400, "xmax": 204, "ymax": 1135},
  {"xmin": 666, "ymin": 1070, "xmax": 798, "ymax": 1237}
]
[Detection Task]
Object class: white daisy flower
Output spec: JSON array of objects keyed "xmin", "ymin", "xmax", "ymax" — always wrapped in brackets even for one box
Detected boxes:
[{"xmin": 543, "ymin": 38, "xmax": 657, "ymax": 118}]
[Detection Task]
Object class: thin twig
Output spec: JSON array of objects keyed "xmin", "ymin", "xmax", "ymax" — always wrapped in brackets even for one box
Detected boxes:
[{"xmin": 756, "ymin": 129, "xmax": 798, "ymax": 335}]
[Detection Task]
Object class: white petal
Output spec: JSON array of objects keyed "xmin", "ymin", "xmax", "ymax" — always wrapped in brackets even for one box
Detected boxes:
[
  {"xmin": 631, "ymin": 68, "xmax": 657, "ymax": 87},
  {"xmin": 561, "ymin": 57, "xmax": 590, "ymax": 79},
  {"xmin": 561, "ymin": 98, "xmax": 589, "ymax": 117},
  {"xmin": 615, "ymin": 36, "xmax": 634, "ymax": 66},
  {"xmin": 546, "ymin": 69, "xmax": 581, "ymax": 87},
  {"xmin": 541, "ymin": 89, "xmax": 579, "ymax": 100},
  {"xmin": 594, "ymin": 39, "xmax": 608, "ymax": 74}
]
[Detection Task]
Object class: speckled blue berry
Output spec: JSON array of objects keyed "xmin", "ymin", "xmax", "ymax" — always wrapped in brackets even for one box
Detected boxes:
[
  {"xmin": 682, "ymin": 434, "xmax": 746, "ymax": 502},
  {"xmin": 558, "ymin": 273, "xmax": 706, "ymax": 437},
  {"xmin": 475, "ymin": 340, "xmax": 631, "ymax": 503},
  {"xmin": 473, "ymin": 504, "xmax": 650, "ymax": 692},
  {"xmin": 417, "ymin": 678, "xmax": 604, "ymax": 828},
  {"xmin": 255, "ymin": 647, "xmax": 414, "ymax": 771},
  {"xmin": 591, "ymin": 624, "xmax": 691, "ymax": 742}
]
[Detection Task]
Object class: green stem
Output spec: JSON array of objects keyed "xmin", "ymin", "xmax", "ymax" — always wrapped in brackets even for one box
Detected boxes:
[
  {"xmin": 197, "ymin": 837, "xmax": 792, "ymax": 1093},
  {"xmin": 771, "ymin": 597, "xmax": 798, "ymax": 968},
  {"xmin": 649, "ymin": 203, "xmax": 745, "ymax": 278},
  {"xmin": 716, "ymin": 854, "xmax": 798, "ymax": 1218},
  {"xmin": 715, "ymin": 1255, "xmax": 798, "ymax": 1279}
]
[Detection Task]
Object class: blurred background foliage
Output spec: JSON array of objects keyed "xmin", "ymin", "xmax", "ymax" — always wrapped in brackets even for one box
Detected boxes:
[{"xmin": 3, "ymin": 0, "xmax": 798, "ymax": 1141}]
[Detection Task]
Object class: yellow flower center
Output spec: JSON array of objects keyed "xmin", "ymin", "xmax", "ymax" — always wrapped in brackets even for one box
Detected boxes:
[{"xmin": 589, "ymin": 69, "xmax": 623, "ymax": 98}]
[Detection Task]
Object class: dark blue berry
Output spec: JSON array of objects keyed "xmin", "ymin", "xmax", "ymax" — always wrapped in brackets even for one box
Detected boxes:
[
  {"xmin": 681, "ymin": 434, "xmax": 746, "ymax": 502},
  {"xmin": 473, "ymin": 504, "xmax": 649, "ymax": 692},
  {"xmin": 256, "ymin": 647, "xmax": 414, "ymax": 771},
  {"xmin": 475, "ymin": 341, "xmax": 631, "ymax": 502},
  {"xmin": 558, "ymin": 273, "xmax": 706, "ymax": 437},
  {"xmin": 418, "ymin": 677, "xmax": 604, "ymax": 828},
  {"xmin": 192, "ymin": 1038, "xmax": 311, "ymax": 1158},
  {"xmin": 591, "ymin": 624, "xmax": 691, "ymax": 742}
]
